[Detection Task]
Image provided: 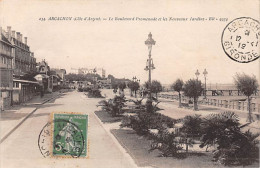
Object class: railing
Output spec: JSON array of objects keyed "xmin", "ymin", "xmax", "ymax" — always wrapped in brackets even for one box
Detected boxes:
[
  {"xmin": 158, "ymin": 93, "xmax": 260, "ymax": 114},
  {"xmin": 203, "ymin": 98, "xmax": 260, "ymax": 114}
]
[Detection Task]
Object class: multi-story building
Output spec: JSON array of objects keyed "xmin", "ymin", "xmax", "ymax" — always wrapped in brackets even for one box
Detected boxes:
[
  {"xmin": 5, "ymin": 26, "xmax": 37, "ymax": 77},
  {"xmin": 1, "ymin": 26, "xmax": 39, "ymax": 104},
  {"xmin": 0, "ymin": 26, "xmax": 15, "ymax": 110}
]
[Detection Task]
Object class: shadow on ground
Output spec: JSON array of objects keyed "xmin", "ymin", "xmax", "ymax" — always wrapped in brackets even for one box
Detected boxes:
[
  {"xmin": 29, "ymin": 112, "xmax": 50, "ymax": 118},
  {"xmin": 0, "ymin": 111, "xmax": 31, "ymax": 121},
  {"xmin": 94, "ymin": 110, "xmax": 123, "ymax": 123}
]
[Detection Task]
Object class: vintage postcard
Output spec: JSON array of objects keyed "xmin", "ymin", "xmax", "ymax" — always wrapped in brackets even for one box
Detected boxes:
[{"xmin": 0, "ymin": 0, "xmax": 259, "ymax": 168}]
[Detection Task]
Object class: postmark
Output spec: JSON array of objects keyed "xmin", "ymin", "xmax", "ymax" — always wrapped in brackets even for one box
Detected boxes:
[
  {"xmin": 38, "ymin": 121, "xmax": 52, "ymax": 158},
  {"xmin": 38, "ymin": 112, "xmax": 89, "ymax": 158},
  {"xmin": 221, "ymin": 17, "xmax": 260, "ymax": 63}
]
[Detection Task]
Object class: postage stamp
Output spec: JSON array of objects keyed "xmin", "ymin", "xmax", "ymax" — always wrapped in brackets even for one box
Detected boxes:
[
  {"xmin": 38, "ymin": 112, "xmax": 89, "ymax": 158},
  {"xmin": 221, "ymin": 17, "xmax": 260, "ymax": 63}
]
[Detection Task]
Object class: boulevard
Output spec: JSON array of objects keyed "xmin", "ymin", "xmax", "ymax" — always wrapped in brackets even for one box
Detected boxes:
[{"xmin": 0, "ymin": 90, "xmax": 136, "ymax": 167}]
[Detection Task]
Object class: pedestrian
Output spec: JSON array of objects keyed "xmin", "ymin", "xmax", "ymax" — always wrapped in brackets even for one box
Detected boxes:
[{"xmin": 40, "ymin": 86, "xmax": 44, "ymax": 98}]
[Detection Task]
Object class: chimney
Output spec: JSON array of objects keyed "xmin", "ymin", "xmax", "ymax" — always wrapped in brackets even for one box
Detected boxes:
[
  {"xmin": 20, "ymin": 34, "xmax": 23, "ymax": 43},
  {"xmin": 31, "ymin": 52, "xmax": 34, "ymax": 57},
  {"xmin": 7, "ymin": 26, "xmax": 11, "ymax": 39},
  {"xmin": 16, "ymin": 32, "xmax": 20, "ymax": 41},
  {"xmin": 12, "ymin": 31, "xmax": 15, "ymax": 38},
  {"xmin": 24, "ymin": 37, "xmax": 27, "ymax": 45}
]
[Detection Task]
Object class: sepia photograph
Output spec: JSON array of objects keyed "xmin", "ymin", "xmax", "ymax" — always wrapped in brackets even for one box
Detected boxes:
[{"xmin": 0, "ymin": 0, "xmax": 259, "ymax": 168}]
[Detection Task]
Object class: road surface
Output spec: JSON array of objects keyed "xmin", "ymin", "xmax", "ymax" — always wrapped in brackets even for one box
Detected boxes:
[{"xmin": 0, "ymin": 90, "xmax": 136, "ymax": 168}]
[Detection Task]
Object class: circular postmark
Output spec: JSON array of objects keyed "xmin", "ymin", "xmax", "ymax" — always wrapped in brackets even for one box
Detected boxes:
[
  {"xmin": 38, "ymin": 119, "xmax": 85, "ymax": 158},
  {"xmin": 38, "ymin": 122, "xmax": 52, "ymax": 158},
  {"xmin": 221, "ymin": 17, "xmax": 260, "ymax": 63}
]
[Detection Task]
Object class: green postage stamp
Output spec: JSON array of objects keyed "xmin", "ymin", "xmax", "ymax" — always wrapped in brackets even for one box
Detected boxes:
[{"xmin": 51, "ymin": 112, "xmax": 89, "ymax": 158}]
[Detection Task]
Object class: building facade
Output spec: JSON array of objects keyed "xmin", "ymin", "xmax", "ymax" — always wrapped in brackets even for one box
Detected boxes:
[
  {"xmin": 1, "ymin": 26, "xmax": 39, "ymax": 105},
  {"xmin": 51, "ymin": 68, "xmax": 66, "ymax": 86},
  {"xmin": 35, "ymin": 60, "xmax": 53, "ymax": 92},
  {"xmin": 4, "ymin": 26, "xmax": 37, "ymax": 77},
  {"xmin": 0, "ymin": 27, "xmax": 15, "ymax": 110}
]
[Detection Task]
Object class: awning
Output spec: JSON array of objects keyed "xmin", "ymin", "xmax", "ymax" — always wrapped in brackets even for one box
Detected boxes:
[{"xmin": 13, "ymin": 79, "xmax": 39, "ymax": 84}]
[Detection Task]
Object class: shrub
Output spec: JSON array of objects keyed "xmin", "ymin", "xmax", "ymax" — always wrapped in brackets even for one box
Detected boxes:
[
  {"xmin": 88, "ymin": 89, "xmax": 103, "ymax": 98},
  {"xmin": 83, "ymin": 87, "xmax": 92, "ymax": 92},
  {"xmin": 212, "ymin": 130, "xmax": 259, "ymax": 166},
  {"xmin": 200, "ymin": 112, "xmax": 240, "ymax": 150},
  {"xmin": 149, "ymin": 128, "xmax": 184, "ymax": 158},
  {"xmin": 200, "ymin": 111, "xmax": 259, "ymax": 166},
  {"xmin": 121, "ymin": 111, "xmax": 175, "ymax": 135},
  {"xmin": 98, "ymin": 95, "xmax": 127, "ymax": 117},
  {"xmin": 179, "ymin": 115, "xmax": 202, "ymax": 152}
]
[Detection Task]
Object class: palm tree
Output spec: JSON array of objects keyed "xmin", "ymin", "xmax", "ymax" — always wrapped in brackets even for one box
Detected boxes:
[
  {"xmin": 179, "ymin": 115, "xmax": 202, "ymax": 152},
  {"xmin": 199, "ymin": 111, "xmax": 259, "ymax": 166},
  {"xmin": 199, "ymin": 112, "xmax": 240, "ymax": 151}
]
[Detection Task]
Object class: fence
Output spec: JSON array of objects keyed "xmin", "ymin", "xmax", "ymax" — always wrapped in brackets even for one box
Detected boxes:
[
  {"xmin": 158, "ymin": 93, "xmax": 260, "ymax": 114},
  {"xmin": 203, "ymin": 98, "xmax": 260, "ymax": 114}
]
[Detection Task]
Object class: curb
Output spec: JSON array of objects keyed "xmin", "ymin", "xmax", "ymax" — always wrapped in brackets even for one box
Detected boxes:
[
  {"xmin": 92, "ymin": 111, "xmax": 138, "ymax": 168},
  {"xmin": 0, "ymin": 93, "xmax": 62, "ymax": 144},
  {"xmin": 0, "ymin": 108, "xmax": 37, "ymax": 144}
]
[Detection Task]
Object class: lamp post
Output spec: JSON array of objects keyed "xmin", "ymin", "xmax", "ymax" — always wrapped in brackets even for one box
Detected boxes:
[
  {"xmin": 93, "ymin": 68, "xmax": 97, "ymax": 88},
  {"xmin": 132, "ymin": 76, "xmax": 137, "ymax": 82},
  {"xmin": 195, "ymin": 69, "xmax": 200, "ymax": 80},
  {"xmin": 203, "ymin": 69, "xmax": 208, "ymax": 99},
  {"xmin": 144, "ymin": 32, "xmax": 156, "ymax": 102}
]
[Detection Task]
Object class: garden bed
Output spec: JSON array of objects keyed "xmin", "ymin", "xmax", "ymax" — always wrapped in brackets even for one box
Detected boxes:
[
  {"xmin": 96, "ymin": 96, "xmax": 259, "ymax": 167},
  {"xmin": 94, "ymin": 110, "xmax": 123, "ymax": 123},
  {"xmin": 111, "ymin": 128, "xmax": 222, "ymax": 168}
]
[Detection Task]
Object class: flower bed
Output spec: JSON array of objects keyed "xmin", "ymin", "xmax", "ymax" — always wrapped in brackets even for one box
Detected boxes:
[{"xmin": 98, "ymin": 97, "xmax": 259, "ymax": 166}]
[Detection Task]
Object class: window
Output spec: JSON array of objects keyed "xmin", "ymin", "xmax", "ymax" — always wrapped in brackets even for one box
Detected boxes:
[{"xmin": 3, "ymin": 57, "xmax": 6, "ymax": 64}]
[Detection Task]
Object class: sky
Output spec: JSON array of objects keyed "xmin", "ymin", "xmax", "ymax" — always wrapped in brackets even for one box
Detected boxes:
[{"xmin": 0, "ymin": 0, "xmax": 259, "ymax": 85}]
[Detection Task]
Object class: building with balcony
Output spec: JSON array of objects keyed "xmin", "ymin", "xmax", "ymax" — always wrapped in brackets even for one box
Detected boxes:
[
  {"xmin": 1, "ymin": 26, "xmax": 39, "ymax": 105},
  {"xmin": 0, "ymin": 27, "xmax": 15, "ymax": 110},
  {"xmin": 3, "ymin": 26, "xmax": 37, "ymax": 77}
]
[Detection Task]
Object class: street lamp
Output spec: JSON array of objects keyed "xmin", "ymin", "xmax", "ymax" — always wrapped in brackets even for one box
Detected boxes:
[
  {"xmin": 195, "ymin": 69, "xmax": 200, "ymax": 80},
  {"xmin": 144, "ymin": 32, "xmax": 156, "ymax": 102},
  {"xmin": 132, "ymin": 76, "xmax": 137, "ymax": 82},
  {"xmin": 203, "ymin": 69, "xmax": 208, "ymax": 99}
]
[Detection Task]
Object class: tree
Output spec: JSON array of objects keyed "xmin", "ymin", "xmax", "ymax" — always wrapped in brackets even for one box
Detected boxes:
[
  {"xmin": 128, "ymin": 81, "xmax": 140, "ymax": 97},
  {"xmin": 234, "ymin": 73, "xmax": 258, "ymax": 123},
  {"xmin": 171, "ymin": 79, "xmax": 184, "ymax": 108},
  {"xmin": 183, "ymin": 79, "xmax": 203, "ymax": 110},
  {"xmin": 128, "ymin": 81, "xmax": 134, "ymax": 97},
  {"xmin": 112, "ymin": 82, "xmax": 118, "ymax": 94},
  {"xmin": 144, "ymin": 80, "xmax": 163, "ymax": 98},
  {"xmin": 118, "ymin": 82, "xmax": 126, "ymax": 95}
]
